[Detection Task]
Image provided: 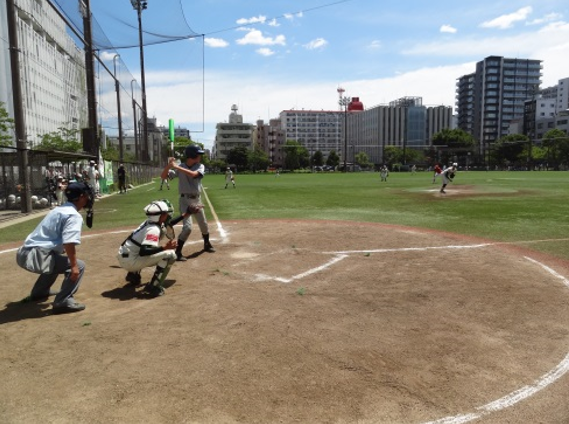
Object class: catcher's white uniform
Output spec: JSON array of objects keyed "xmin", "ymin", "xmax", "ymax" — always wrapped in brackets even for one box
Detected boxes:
[{"xmin": 117, "ymin": 220, "xmax": 176, "ymax": 272}]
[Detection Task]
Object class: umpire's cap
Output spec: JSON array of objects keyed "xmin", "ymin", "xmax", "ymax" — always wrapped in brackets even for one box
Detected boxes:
[
  {"xmin": 185, "ymin": 144, "xmax": 205, "ymax": 159},
  {"xmin": 65, "ymin": 182, "xmax": 91, "ymax": 202}
]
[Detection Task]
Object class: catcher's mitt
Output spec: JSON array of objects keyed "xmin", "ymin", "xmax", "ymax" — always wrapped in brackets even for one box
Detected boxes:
[
  {"xmin": 165, "ymin": 224, "xmax": 176, "ymax": 240},
  {"xmin": 186, "ymin": 203, "xmax": 204, "ymax": 215},
  {"xmin": 448, "ymin": 172, "xmax": 455, "ymax": 180}
]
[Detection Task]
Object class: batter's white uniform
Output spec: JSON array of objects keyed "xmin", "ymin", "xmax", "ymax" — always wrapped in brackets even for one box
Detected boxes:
[{"xmin": 117, "ymin": 220, "xmax": 176, "ymax": 272}]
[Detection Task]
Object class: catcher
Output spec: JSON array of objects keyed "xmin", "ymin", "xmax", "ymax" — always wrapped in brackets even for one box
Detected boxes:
[
  {"xmin": 440, "ymin": 163, "xmax": 457, "ymax": 194},
  {"xmin": 116, "ymin": 200, "xmax": 203, "ymax": 297}
]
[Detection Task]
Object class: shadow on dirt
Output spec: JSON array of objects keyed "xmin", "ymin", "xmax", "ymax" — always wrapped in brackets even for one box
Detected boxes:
[
  {"xmin": 0, "ymin": 299, "xmax": 52, "ymax": 324},
  {"xmin": 101, "ymin": 279, "xmax": 176, "ymax": 301}
]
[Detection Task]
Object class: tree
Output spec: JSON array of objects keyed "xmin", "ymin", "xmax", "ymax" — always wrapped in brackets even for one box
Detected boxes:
[
  {"xmin": 36, "ymin": 127, "xmax": 82, "ymax": 152},
  {"xmin": 0, "ymin": 102, "xmax": 15, "ymax": 147},
  {"xmin": 354, "ymin": 151, "xmax": 372, "ymax": 169},
  {"xmin": 326, "ymin": 150, "xmax": 340, "ymax": 168},
  {"xmin": 283, "ymin": 140, "xmax": 309, "ymax": 170},
  {"xmin": 171, "ymin": 136, "xmax": 192, "ymax": 158},
  {"xmin": 226, "ymin": 145, "xmax": 249, "ymax": 170},
  {"xmin": 383, "ymin": 146, "xmax": 404, "ymax": 165},
  {"xmin": 248, "ymin": 144, "xmax": 270, "ymax": 172},
  {"xmin": 432, "ymin": 128, "xmax": 476, "ymax": 164},
  {"xmin": 101, "ymin": 144, "xmax": 135, "ymax": 163},
  {"xmin": 491, "ymin": 134, "xmax": 530, "ymax": 168},
  {"xmin": 432, "ymin": 128, "xmax": 476, "ymax": 148},
  {"xmin": 542, "ymin": 128, "xmax": 569, "ymax": 169},
  {"xmin": 311, "ymin": 150, "xmax": 324, "ymax": 167}
]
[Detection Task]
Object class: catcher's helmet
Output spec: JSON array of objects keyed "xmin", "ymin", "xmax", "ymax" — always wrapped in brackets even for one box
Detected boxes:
[
  {"xmin": 160, "ymin": 199, "xmax": 174, "ymax": 222},
  {"xmin": 185, "ymin": 144, "xmax": 205, "ymax": 159},
  {"xmin": 144, "ymin": 200, "xmax": 170, "ymax": 223}
]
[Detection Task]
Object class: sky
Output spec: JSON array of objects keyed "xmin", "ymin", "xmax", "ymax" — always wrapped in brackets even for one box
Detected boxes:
[{"xmin": 88, "ymin": 0, "xmax": 569, "ymax": 150}]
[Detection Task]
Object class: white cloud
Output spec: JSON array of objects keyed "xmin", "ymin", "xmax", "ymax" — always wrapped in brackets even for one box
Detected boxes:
[
  {"xmin": 204, "ymin": 38, "xmax": 229, "ymax": 48},
  {"xmin": 284, "ymin": 11, "xmax": 303, "ymax": 21},
  {"xmin": 480, "ymin": 6, "xmax": 532, "ymax": 29},
  {"xmin": 236, "ymin": 15, "xmax": 267, "ymax": 25},
  {"xmin": 368, "ymin": 40, "xmax": 382, "ymax": 49},
  {"xmin": 304, "ymin": 38, "xmax": 328, "ymax": 50},
  {"xmin": 256, "ymin": 48, "xmax": 275, "ymax": 56},
  {"xmin": 527, "ymin": 12, "xmax": 563, "ymax": 25},
  {"xmin": 99, "ymin": 51, "xmax": 117, "ymax": 61},
  {"xmin": 236, "ymin": 29, "xmax": 286, "ymax": 46},
  {"xmin": 440, "ymin": 24, "xmax": 457, "ymax": 34},
  {"xmin": 268, "ymin": 19, "xmax": 280, "ymax": 27},
  {"xmin": 403, "ymin": 19, "xmax": 569, "ymax": 60}
]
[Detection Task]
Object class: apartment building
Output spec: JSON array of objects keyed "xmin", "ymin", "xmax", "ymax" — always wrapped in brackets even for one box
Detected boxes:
[
  {"xmin": 0, "ymin": 0, "xmax": 88, "ymax": 147},
  {"xmin": 213, "ymin": 105, "xmax": 254, "ymax": 161},
  {"xmin": 279, "ymin": 109, "xmax": 345, "ymax": 161},
  {"xmin": 456, "ymin": 56, "xmax": 542, "ymax": 158}
]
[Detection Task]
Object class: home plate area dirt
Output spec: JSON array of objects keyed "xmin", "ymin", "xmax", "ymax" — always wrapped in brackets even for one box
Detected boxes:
[{"xmin": 1, "ymin": 219, "xmax": 569, "ymax": 424}]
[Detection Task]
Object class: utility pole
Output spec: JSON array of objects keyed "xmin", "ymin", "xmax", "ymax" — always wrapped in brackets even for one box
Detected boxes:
[
  {"xmin": 113, "ymin": 55, "xmax": 124, "ymax": 162},
  {"xmin": 80, "ymin": 0, "xmax": 99, "ymax": 156},
  {"xmin": 7, "ymin": 0, "xmax": 32, "ymax": 213},
  {"xmin": 131, "ymin": 0, "xmax": 149, "ymax": 162}
]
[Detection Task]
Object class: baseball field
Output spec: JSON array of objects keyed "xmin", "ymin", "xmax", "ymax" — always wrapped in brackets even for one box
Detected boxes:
[{"xmin": 1, "ymin": 170, "xmax": 568, "ymax": 423}]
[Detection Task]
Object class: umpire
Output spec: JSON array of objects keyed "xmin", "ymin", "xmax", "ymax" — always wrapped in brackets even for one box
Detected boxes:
[
  {"xmin": 16, "ymin": 182, "xmax": 94, "ymax": 314},
  {"xmin": 161, "ymin": 145, "xmax": 215, "ymax": 261}
]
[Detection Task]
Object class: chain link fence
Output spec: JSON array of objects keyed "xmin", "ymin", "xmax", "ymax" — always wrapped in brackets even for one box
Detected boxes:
[{"xmin": 0, "ymin": 147, "xmax": 159, "ymax": 212}]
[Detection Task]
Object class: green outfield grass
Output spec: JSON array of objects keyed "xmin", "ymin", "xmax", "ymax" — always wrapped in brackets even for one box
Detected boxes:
[{"xmin": 3, "ymin": 171, "xmax": 569, "ymax": 261}]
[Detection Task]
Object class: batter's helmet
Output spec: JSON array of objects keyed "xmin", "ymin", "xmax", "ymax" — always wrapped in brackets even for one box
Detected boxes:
[{"xmin": 185, "ymin": 145, "xmax": 205, "ymax": 159}]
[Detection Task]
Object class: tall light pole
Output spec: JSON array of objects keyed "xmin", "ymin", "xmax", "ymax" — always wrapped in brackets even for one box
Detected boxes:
[
  {"xmin": 7, "ymin": 0, "xmax": 31, "ymax": 212},
  {"xmin": 338, "ymin": 93, "xmax": 351, "ymax": 172},
  {"xmin": 130, "ymin": 0, "xmax": 148, "ymax": 162},
  {"xmin": 130, "ymin": 79, "xmax": 139, "ymax": 161},
  {"xmin": 113, "ymin": 54, "xmax": 124, "ymax": 162}
]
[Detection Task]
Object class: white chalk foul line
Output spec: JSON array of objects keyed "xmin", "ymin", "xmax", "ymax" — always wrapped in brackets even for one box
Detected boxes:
[
  {"xmin": 325, "ymin": 243, "xmax": 492, "ymax": 255},
  {"xmin": 253, "ymin": 254, "xmax": 348, "ymax": 284},
  {"xmin": 201, "ymin": 186, "xmax": 227, "ymax": 241},
  {"xmin": 420, "ymin": 255, "xmax": 569, "ymax": 424}
]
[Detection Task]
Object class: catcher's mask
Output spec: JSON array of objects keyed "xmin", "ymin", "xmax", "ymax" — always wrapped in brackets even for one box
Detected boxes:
[
  {"xmin": 144, "ymin": 200, "xmax": 170, "ymax": 223},
  {"xmin": 65, "ymin": 182, "xmax": 95, "ymax": 228},
  {"xmin": 159, "ymin": 198, "xmax": 175, "ymax": 225}
]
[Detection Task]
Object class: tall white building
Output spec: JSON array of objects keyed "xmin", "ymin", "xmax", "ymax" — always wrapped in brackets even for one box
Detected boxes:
[
  {"xmin": 213, "ymin": 105, "xmax": 254, "ymax": 161},
  {"xmin": 279, "ymin": 109, "xmax": 345, "ymax": 160},
  {"xmin": 0, "ymin": 0, "xmax": 88, "ymax": 147}
]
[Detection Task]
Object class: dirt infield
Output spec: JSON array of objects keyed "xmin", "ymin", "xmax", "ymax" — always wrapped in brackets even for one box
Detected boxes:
[{"xmin": 1, "ymin": 219, "xmax": 569, "ymax": 424}]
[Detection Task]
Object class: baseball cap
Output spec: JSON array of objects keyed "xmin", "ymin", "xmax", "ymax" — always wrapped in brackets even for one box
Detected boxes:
[
  {"xmin": 185, "ymin": 145, "xmax": 205, "ymax": 159},
  {"xmin": 65, "ymin": 182, "xmax": 91, "ymax": 201}
]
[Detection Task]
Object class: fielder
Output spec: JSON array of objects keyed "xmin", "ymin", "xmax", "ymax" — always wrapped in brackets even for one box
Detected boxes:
[
  {"xmin": 380, "ymin": 165, "xmax": 389, "ymax": 182},
  {"xmin": 224, "ymin": 167, "xmax": 236, "ymax": 189},
  {"xmin": 440, "ymin": 163, "xmax": 457, "ymax": 194},
  {"xmin": 432, "ymin": 163, "xmax": 443, "ymax": 183},
  {"xmin": 117, "ymin": 200, "xmax": 201, "ymax": 297},
  {"xmin": 161, "ymin": 145, "xmax": 215, "ymax": 261}
]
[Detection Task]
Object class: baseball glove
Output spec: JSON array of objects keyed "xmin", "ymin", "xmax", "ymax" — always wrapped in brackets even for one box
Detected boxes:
[
  {"xmin": 165, "ymin": 224, "xmax": 176, "ymax": 240},
  {"xmin": 448, "ymin": 172, "xmax": 455, "ymax": 181},
  {"xmin": 167, "ymin": 204, "xmax": 204, "ymax": 228},
  {"xmin": 186, "ymin": 203, "xmax": 204, "ymax": 215}
]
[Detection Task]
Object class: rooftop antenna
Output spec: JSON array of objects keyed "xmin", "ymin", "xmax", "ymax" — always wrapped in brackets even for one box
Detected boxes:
[{"xmin": 337, "ymin": 87, "xmax": 345, "ymax": 111}]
